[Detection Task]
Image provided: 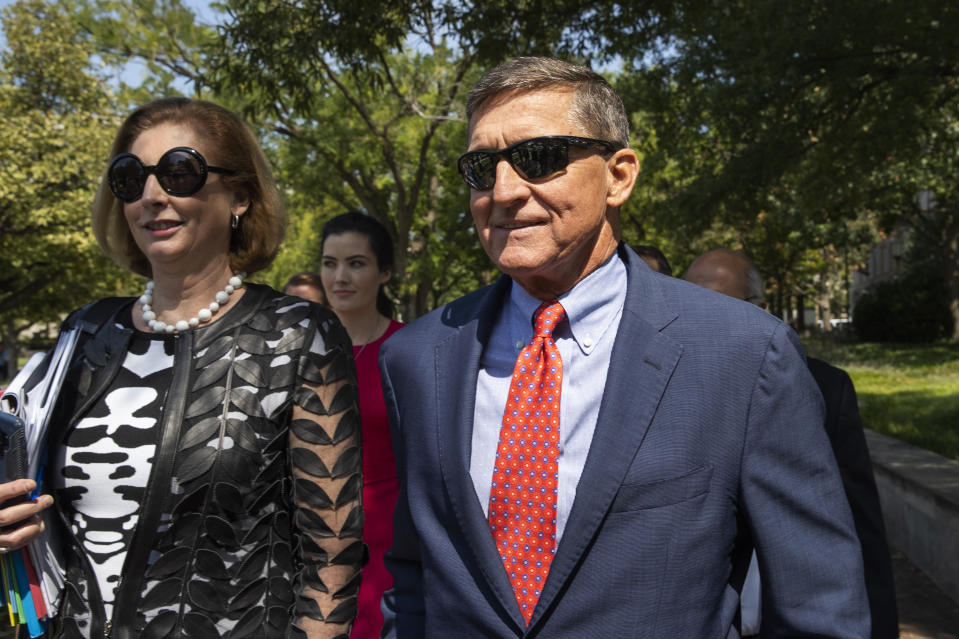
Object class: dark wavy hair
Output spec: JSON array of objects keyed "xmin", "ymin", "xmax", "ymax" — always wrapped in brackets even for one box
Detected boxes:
[{"xmin": 321, "ymin": 212, "xmax": 396, "ymax": 317}]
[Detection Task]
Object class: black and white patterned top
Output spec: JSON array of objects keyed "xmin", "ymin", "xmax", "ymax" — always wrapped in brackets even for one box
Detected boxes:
[
  {"xmin": 53, "ymin": 331, "xmax": 174, "ymax": 622},
  {"xmin": 44, "ymin": 284, "xmax": 362, "ymax": 639}
]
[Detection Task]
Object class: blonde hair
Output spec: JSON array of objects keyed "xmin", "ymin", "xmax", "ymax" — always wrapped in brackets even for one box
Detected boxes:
[{"xmin": 92, "ymin": 97, "xmax": 287, "ymax": 277}]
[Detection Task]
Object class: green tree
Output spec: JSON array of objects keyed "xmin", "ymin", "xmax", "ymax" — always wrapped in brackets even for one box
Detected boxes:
[
  {"xmin": 75, "ymin": 0, "xmax": 219, "ymax": 103},
  {"xmin": 874, "ymin": 103, "xmax": 959, "ymax": 340},
  {"xmin": 41, "ymin": 0, "xmax": 952, "ymax": 333},
  {"xmin": 583, "ymin": 0, "xmax": 959, "ymax": 337},
  {"xmin": 212, "ymin": 0, "xmax": 590, "ymax": 317},
  {"xmin": 72, "ymin": 0, "xmax": 512, "ymax": 317},
  {"xmin": 0, "ymin": 0, "xmax": 134, "ymax": 376},
  {"xmin": 246, "ymin": 48, "xmax": 491, "ymax": 318}
]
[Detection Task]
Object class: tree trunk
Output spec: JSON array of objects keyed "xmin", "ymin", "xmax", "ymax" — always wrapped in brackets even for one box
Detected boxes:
[
  {"xmin": 413, "ymin": 282, "xmax": 431, "ymax": 321},
  {"xmin": 944, "ymin": 231, "xmax": 959, "ymax": 341},
  {"xmin": 817, "ymin": 290, "xmax": 834, "ymax": 332},
  {"xmin": 772, "ymin": 276, "xmax": 786, "ymax": 320},
  {"xmin": 1, "ymin": 324, "xmax": 20, "ymax": 383}
]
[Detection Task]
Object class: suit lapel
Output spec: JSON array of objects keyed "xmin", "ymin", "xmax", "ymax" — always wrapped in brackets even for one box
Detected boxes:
[
  {"xmin": 434, "ymin": 277, "xmax": 528, "ymax": 629},
  {"xmin": 531, "ymin": 247, "xmax": 683, "ymax": 627}
]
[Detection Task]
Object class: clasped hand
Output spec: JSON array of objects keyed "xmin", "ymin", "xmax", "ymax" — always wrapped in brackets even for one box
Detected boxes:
[{"xmin": 0, "ymin": 479, "xmax": 53, "ymax": 553}]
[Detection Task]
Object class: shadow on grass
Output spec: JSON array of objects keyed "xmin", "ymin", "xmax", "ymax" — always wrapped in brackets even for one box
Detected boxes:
[
  {"xmin": 859, "ymin": 389, "xmax": 959, "ymax": 462},
  {"xmin": 806, "ymin": 338, "xmax": 959, "ymax": 371}
]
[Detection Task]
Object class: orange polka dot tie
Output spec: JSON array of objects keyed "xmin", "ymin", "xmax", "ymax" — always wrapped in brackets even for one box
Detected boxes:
[{"xmin": 488, "ymin": 301, "xmax": 566, "ymax": 625}]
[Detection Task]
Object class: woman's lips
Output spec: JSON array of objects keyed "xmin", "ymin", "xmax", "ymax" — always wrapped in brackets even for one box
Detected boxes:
[{"xmin": 145, "ymin": 220, "xmax": 183, "ymax": 236}]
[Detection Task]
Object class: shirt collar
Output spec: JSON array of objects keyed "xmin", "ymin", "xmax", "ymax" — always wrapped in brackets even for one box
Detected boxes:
[{"xmin": 507, "ymin": 252, "xmax": 627, "ymax": 355}]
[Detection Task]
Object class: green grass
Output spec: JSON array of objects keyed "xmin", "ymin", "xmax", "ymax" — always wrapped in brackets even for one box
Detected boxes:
[{"xmin": 804, "ymin": 337, "xmax": 959, "ymax": 461}]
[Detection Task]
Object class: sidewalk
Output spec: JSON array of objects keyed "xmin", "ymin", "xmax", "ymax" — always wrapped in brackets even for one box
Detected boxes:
[{"xmin": 895, "ymin": 548, "xmax": 959, "ymax": 639}]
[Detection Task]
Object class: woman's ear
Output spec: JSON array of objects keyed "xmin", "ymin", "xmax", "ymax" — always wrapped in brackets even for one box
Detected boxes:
[
  {"xmin": 378, "ymin": 267, "xmax": 392, "ymax": 285},
  {"xmin": 231, "ymin": 190, "xmax": 251, "ymax": 218}
]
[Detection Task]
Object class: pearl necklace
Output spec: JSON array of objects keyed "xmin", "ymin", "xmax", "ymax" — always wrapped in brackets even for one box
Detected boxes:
[{"xmin": 140, "ymin": 273, "xmax": 246, "ymax": 333}]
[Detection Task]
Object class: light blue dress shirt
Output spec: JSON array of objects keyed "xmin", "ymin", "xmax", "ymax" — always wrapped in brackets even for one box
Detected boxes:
[{"xmin": 470, "ymin": 253, "xmax": 627, "ymax": 542}]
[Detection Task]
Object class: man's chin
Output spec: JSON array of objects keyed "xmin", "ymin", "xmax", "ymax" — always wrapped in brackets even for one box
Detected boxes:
[
  {"xmin": 503, "ymin": 267, "xmax": 575, "ymax": 301},
  {"xmin": 487, "ymin": 241, "xmax": 550, "ymax": 272},
  {"xmin": 493, "ymin": 257, "xmax": 548, "ymax": 282}
]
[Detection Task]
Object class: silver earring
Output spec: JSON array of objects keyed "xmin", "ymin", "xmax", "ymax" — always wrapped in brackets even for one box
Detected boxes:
[{"xmin": 231, "ymin": 214, "xmax": 240, "ymax": 229}]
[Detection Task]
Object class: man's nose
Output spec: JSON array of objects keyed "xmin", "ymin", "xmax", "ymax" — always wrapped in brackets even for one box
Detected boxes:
[{"xmin": 491, "ymin": 158, "xmax": 531, "ymax": 204}]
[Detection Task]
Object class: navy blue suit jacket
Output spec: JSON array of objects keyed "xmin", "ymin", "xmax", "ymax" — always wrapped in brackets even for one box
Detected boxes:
[
  {"xmin": 807, "ymin": 358, "xmax": 898, "ymax": 638},
  {"xmin": 379, "ymin": 246, "xmax": 870, "ymax": 638}
]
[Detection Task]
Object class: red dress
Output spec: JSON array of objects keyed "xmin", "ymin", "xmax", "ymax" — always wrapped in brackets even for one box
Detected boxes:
[{"xmin": 351, "ymin": 320, "xmax": 404, "ymax": 639}]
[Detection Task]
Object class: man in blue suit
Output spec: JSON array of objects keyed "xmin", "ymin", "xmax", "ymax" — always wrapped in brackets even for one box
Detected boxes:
[{"xmin": 379, "ymin": 57, "xmax": 870, "ymax": 638}]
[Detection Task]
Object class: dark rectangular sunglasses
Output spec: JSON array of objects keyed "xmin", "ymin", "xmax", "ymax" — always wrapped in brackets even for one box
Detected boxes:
[
  {"xmin": 457, "ymin": 135, "xmax": 622, "ymax": 191},
  {"xmin": 108, "ymin": 146, "xmax": 235, "ymax": 203}
]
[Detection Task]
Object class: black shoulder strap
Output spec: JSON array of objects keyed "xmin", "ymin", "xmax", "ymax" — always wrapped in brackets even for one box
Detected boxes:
[
  {"xmin": 63, "ymin": 297, "xmax": 132, "ymax": 335},
  {"xmin": 16, "ymin": 297, "xmax": 130, "ymax": 407}
]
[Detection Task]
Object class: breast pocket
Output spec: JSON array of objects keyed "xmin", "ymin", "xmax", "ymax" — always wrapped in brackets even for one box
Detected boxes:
[{"xmin": 609, "ymin": 464, "xmax": 714, "ymax": 513}]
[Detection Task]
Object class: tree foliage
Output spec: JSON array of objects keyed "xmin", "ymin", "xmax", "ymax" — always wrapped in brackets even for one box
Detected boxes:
[
  {"xmin": 873, "ymin": 102, "xmax": 959, "ymax": 340},
  {"xmin": 576, "ymin": 0, "xmax": 959, "ymax": 336},
  {"xmin": 853, "ymin": 263, "xmax": 952, "ymax": 343},
  {"xmin": 0, "ymin": 0, "xmax": 134, "ymax": 369},
  {"xmin": 75, "ymin": 0, "xmax": 219, "ymax": 102},
  {"xmin": 5, "ymin": 0, "xmax": 958, "ymax": 339},
  {"xmin": 212, "ymin": 0, "xmax": 588, "ymax": 317}
]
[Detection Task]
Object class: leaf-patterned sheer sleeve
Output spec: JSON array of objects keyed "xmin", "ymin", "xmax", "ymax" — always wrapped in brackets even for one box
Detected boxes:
[{"xmin": 290, "ymin": 318, "xmax": 363, "ymax": 639}]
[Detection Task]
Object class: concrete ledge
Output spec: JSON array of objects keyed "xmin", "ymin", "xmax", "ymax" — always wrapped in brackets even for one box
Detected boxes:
[{"xmin": 865, "ymin": 429, "xmax": 959, "ymax": 607}]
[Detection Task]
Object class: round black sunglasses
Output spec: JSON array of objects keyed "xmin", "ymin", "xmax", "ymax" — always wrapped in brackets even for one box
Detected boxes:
[
  {"xmin": 457, "ymin": 135, "xmax": 622, "ymax": 191},
  {"xmin": 108, "ymin": 146, "xmax": 235, "ymax": 203}
]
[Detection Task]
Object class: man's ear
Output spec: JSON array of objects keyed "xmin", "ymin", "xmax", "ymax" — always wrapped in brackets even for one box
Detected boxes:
[{"xmin": 607, "ymin": 148, "xmax": 640, "ymax": 208}]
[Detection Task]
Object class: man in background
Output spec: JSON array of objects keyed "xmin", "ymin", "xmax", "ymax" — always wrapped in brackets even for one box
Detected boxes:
[
  {"xmin": 283, "ymin": 271, "xmax": 327, "ymax": 306},
  {"xmin": 632, "ymin": 244, "xmax": 673, "ymax": 275},
  {"xmin": 685, "ymin": 248, "xmax": 898, "ymax": 639}
]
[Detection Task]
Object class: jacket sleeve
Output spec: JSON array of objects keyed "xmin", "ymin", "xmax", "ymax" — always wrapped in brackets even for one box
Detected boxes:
[
  {"xmin": 378, "ymin": 345, "xmax": 426, "ymax": 639},
  {"xmin": 741, "ymin": 324, "xmax": 871, "ymax": 638},
  {"xmin": 289, "ymin": 315, "xmax": 363, "ymax": 639},
  {"xmin": 828, "ymin": 367, "xmax": 898, "ymax": 638}
]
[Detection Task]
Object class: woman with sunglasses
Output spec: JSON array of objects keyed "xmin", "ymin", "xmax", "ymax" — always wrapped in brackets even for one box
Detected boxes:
[
  {"xmin": 4, "ymin": 97, "xmax": 362, "ymax": 638},
  {"xmin": 319, "ymin": 213, "xmax": 403, "ymax": 639}
]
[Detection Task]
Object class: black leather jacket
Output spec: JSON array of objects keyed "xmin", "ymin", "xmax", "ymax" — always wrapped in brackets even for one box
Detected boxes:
[{"xmin": 40, "ymin": 284, "xmax": 362, "ymax": 639}]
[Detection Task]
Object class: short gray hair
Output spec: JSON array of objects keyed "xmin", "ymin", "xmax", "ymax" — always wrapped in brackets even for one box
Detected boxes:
[{"xmin": 466, "ymin": 57, "xmax": 630, "ymax": 148}]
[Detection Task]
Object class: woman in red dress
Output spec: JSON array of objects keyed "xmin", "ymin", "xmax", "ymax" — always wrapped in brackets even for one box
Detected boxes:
[{"xmin": 321, "ymin": 213, "xmax": 403, "ymax": 639}]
